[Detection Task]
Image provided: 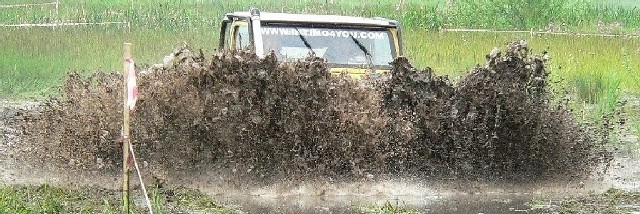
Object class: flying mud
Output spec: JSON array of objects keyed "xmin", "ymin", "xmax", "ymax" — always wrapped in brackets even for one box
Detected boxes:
[{"xmin": 5, "ymin": 41, "xmax": 612, "ymax": 187}]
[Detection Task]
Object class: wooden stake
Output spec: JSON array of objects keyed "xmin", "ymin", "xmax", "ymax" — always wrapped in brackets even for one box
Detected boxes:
[{"xmin": 122, "ymin": 43, "xmax": 132, "ymax": 214}]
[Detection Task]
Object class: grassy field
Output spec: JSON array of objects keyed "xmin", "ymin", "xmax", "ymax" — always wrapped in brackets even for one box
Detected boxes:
[
  {"xmin": 0, "ymin": 184, "xmax": 239, "ymax": 213},
  {"xmin": 0, "ymin": 1, "xmax": 638, "ymax": 88},
  {"xmin": 405, "ymin": 30, "xmax": 640, "ymax": 120},
  {"xmin": 1, "ymin": 1, "xmax": 639, "ymax": 213},
  {"xmin": 1, "ymin": 0, "xmax": 639, "ymax": 31},
  {"xmin": 0, "ymin": 26, "xmax": 216, "ymax": 97},
  {"xmin": 3, "ymin": 27, "xmax": 638, "ymax": 98}
]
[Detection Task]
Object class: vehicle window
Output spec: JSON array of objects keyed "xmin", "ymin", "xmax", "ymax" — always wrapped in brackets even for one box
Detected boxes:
[
  {"xmin": 260, "ymin": 25, "xmax": 395, "ymax": 68},
  {"xmin": 234, "ymin": 25, "xmax": 250, "ymax": 50}
]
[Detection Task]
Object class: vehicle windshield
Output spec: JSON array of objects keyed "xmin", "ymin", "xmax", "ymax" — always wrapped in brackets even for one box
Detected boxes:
[{"xmin": 260, "ymin": 25, "xmax": 396, "ymax": 68}]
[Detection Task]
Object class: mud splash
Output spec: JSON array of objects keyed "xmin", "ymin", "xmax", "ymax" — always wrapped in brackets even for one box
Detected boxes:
[
  {"xmin": 380, "ymin": 41, "xmax": 612, "ymax": 180},
  {"xmin": 7, "ymin": 41, "xmax": 611, "ymax": 185}
]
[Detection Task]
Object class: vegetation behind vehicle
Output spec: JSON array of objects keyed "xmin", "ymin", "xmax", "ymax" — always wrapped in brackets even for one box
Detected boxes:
[{"xmin": 1, "ymin": 0, "xmax": 638, "ymax": 99}]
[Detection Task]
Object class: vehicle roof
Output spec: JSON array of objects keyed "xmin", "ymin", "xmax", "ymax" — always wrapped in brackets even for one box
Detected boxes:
[{"xmin": 224, "ymin": 11, "xmax": 399, "ymax": 27}]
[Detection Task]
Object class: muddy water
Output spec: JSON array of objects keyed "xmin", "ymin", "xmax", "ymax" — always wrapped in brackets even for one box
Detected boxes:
[
  {"xmin": 206, "ymin": 184, "xmax": 535, "ymax": 213},
  {"xmin": 190, "ymin": 153, "xmax": 640, "ymax": 213},
  {"xmin": 0, "ymin": 160, "xmax": 637, "ymax": 214},
  {"xmin": 148, "ymin": 151, "xmax": 637, "ymax": 213}
]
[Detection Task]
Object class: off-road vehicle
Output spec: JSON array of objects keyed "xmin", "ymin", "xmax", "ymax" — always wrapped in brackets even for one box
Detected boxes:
[{"xmin": 219, "ymin": 8, "xmax": 403, "ymax": 79}]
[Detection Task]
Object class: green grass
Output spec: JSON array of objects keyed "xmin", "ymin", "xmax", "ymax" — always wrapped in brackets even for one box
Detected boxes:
[
  {"xmin": 4, "ymin": 27, "xmax": 639, "ymax": 102},
  {"xmin": 0, "ymin": 184, "xmax": 237, "ymax": 214},
  {"xmin": 0, "ymin": 184, "xmax": 118, "ymax": 213},
  {"xmin": 0, "ymin": 26, "xmax": 217, "ymax": 97},
  {"xmin": 0, "ymin": 0, "xmax": 639, "ymax": 31},
  {"xmin": 405, "ymin": 30, "xmax": 640, "ymax": 87},
  {"xmin": 590, "ymin": 0, "xmax": 640, "ymax": 7},
  {"xmin": 150, "ymin": 186, "xmax": 164, "ymax": 214},
  {"xmin": 404, "ymin": 29, "xmax": 639, "ymax": 122}
]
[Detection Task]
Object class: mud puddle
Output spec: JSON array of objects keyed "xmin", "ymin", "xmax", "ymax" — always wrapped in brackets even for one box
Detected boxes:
[
  {"xmin": 196, "ymin": 180, "xmax": 596, "ymax": 213},
  {"xmin": 208, "ymin": 186, "xmax": 535, "ymax": 213},
  {"xmin": 176, "ymin": 150, "xmax": 639, "ymax": 213}
]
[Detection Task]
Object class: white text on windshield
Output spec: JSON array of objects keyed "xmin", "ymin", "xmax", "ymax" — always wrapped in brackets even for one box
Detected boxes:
[{"xmin": 261, "ymin": 27, "xmax": 386, "ymax": 40}]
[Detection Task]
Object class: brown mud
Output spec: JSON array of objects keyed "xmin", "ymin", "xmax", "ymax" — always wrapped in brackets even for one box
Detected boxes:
[{"xmin": 0, "ymin": 41, "xmax": 627, "ymax": 213}]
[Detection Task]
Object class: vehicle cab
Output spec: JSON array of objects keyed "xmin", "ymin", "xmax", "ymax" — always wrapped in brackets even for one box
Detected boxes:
[{"xmin": 219, "ymin": 9, "xmax": 403, "ymax": 79}]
